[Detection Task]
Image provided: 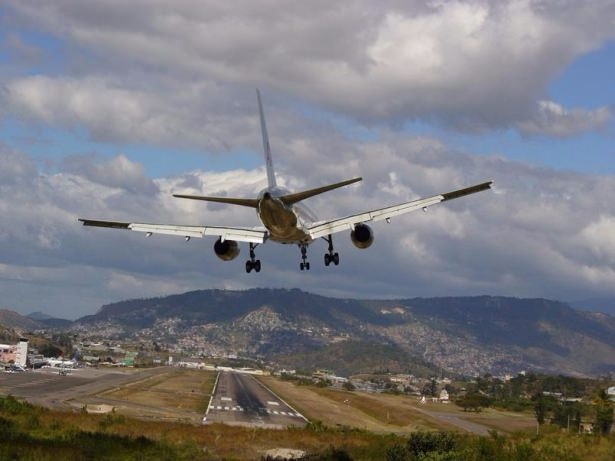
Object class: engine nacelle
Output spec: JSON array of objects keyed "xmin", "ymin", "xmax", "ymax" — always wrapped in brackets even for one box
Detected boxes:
[
  {"xmin": 214, "ymin": 238, "xmax": 240, "ymax": 261},
  {"xmin": 350, "ymin": 223, "xmax": 374, "ymax": 249}
]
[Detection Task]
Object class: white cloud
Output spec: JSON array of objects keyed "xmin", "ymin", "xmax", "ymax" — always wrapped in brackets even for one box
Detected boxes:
[
  {"xmin": 2, "ymin": 135, "xmax": 615, "ymax": 318},
  {"xmin": 4, "ymin": 0, "xmax": 615, "ymax": 132},
  {"xmin": 0, "ymin": 147, "xmax": 37, "ymax": 184},
  {"xmin": 579, "ymin": 216, "xmax": 615, "ymax": 265},
  {"xmin": 62, "ymin": 154, "xmax": 157, "ymax": 195},
  {"xmin": 517, "ymin": 100, "xmax": 612, "ymax": 137}
]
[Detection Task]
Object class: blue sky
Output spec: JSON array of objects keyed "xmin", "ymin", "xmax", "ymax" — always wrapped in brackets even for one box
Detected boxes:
[{"xmin": 2, "ymin": 1, "xmax": 615, "ymax": 319}]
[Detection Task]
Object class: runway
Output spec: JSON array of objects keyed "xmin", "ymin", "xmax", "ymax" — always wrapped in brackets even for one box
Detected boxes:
[
  {"xmin": 0, "ymin": 366, "xmax": 172, "ymax": 413},
  {"xmin": 204, "ymin": 371, "xmax": 308, "ymax": 428}
]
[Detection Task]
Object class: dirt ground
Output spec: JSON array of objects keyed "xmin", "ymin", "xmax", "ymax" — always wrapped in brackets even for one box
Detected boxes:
[
  {"xmin": 258, "ymin": 376, "xmax": 536, "ymax": 435},
  {"xmin": 259, "ymin": 376, "xmax": 457, "ymax": 433},
  {"xmin": 95, "ymin": 368, "xmax": 217, "ymax": 423},
  {"xmin": 102, "ymin": 368, "xmax": 214, "ymax": 409}
]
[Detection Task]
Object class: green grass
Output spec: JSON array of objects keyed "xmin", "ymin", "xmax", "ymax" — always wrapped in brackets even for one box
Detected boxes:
[{"xmin": 3, "ymin": 395, "xmax": 615, "ymax": 460}]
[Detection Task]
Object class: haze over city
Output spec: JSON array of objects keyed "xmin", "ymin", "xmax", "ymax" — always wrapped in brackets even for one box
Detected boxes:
[{"xmin": 1, "ymin": 1, "xmax": 615, "ymax": 319}]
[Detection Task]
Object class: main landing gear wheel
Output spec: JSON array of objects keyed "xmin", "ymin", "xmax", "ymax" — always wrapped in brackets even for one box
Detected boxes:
[
  {"xmin": 324, "ymin": 252, "xmax": 340, "ymax": 266},
  {"xmin": 245, "ymin": 243, "xmax": 261, "ymax": 273},
  {"xmin": 323, "ymin": 235, "xmax": 340, "ymax": 267},
  {"xmin": 299, "ymin": 243, "xmax": 310, "ymax": 271},
  {"xmin": 245, "ymin": 259, "xmax": 261, "ymax": 273}
]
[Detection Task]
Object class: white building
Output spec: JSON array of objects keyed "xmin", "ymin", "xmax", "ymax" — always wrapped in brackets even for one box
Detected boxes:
[{"xmin": 0, "ymin": 338, "xmax": 28, "ymax": 367}]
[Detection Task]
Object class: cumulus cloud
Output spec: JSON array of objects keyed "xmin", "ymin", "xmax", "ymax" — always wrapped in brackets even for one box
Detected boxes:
[
  {"xmin": 0, "ymin": 146, "xmax": 37, "ymax": 184},
  {"xmin": 579, "ymin": 216, "xmax": 615, "ymax": 265},
  {"xmin": 62, "ymin": 154, "xmax": 157, "ymax": 195},
  {"xmin": 517, "ymin": 100, "xmax": 612, "ymax": 137},
  {"xmin": 2, "ymin": 132, "xmax": 615, "ymax": 318},
  {"xmin": 4, "ymin": 0, "xmax": 615, "ymax": 132}
]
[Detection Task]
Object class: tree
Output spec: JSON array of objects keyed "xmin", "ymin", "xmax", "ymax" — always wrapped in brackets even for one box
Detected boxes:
[
  {"xmin": 456, "ymin": 393, "xmax": 492, "ymax": 412},
  {"xmin": 594, "ymin": 390, "xmax": 614, "ymax": 435},
  {"xmin": 38, "ymin": 343, "xmax": 62, "ymax": 358},
  {"xmin": 533, "ymin": 393, "xmax": 548, "ymax": 426}
]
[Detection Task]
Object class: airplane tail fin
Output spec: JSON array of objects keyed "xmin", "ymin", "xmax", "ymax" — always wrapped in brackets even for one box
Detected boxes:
[
  {"xmin": 173, "ymin": 90, "xmax": 361, "ymax": 207},
  {"xmin": 257, "ymin": 89, "xmax": 277, "ymax": 189}
]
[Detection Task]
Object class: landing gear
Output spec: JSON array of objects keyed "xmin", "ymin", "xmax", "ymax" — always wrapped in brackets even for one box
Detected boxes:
[
  {"xmin": 245, "ymin": 243, "xmax": 261, "ymax": 273},
  {"xmin": 299, "ymin": 244, "xmax": 310, "ymax": 271},
  {"xmin": 323, "ymin": 235, "xmax": 340, "ymax": 267}
]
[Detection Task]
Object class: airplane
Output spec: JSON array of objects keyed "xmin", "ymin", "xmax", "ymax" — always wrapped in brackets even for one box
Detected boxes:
[
  {"xmin": 79, "ymin": 90, "xmax": 493, "ymax": 273},
  {"xmin": 45, "ymin": 358, "xmax": 77, "ymax": 369}
]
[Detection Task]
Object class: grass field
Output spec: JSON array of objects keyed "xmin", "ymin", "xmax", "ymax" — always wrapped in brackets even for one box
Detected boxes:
[
  {"xmin": 258, "ymin": 375, "xmax": 536, "ymax": 435},
  {"xmin": 96, "ymin": 368, "xmax": 217, "ymax": 422}
]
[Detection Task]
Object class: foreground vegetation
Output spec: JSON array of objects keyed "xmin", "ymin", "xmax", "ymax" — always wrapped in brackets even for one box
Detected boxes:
[{"xmin": 2, "ymin": 395, "xmax": 615, "ymax": 460}]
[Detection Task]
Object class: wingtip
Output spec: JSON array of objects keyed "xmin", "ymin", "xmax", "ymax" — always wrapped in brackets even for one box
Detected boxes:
[{"xmin": 441, "ymin": 181, "xmax": 494, "ymax": 201}]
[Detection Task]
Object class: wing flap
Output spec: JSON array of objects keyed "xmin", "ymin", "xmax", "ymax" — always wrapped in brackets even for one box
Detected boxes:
[{"xmin": 79, "ymin": 219, "xmax": 266, "ymax": 243}]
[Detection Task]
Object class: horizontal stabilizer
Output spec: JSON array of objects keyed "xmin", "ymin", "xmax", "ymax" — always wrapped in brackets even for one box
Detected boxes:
[
  {"xmin": 172, "ymin": 195, "xmax": 259, "ymax": 208},
  {"xmin": 280, "ymin": 177, "xmax": 362, "ymax": 205},
  {"xmin": 173, "ymin": 177, "xmax": 362, "ymax": 208}
]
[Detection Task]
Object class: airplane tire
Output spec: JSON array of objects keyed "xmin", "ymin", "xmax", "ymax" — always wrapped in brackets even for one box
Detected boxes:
[
  {"xmin": 306, "ymin": 262, "xmax": 310, "ymax": 270},
  {"xmin": 245, "ymin": 261, "xmax": 253, "ymax": 273},
  {"xmin": 333, "ymin": 253, "xmax": 340, "ymax": 265},
  {"xmin": 300, "ymin": 263, "xmax": 304, "ymax": 271},
  {"xmin": 324, "ymin": 254, "xmax": 331, "ymax": 266},
  {"xmin": 254, "ymin": 260, "xmax": 261, "ymax": 272}
]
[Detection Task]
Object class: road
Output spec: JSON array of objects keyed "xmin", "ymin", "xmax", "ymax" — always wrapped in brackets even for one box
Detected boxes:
[{"xmin": 204, "ymin": 371, "xmax": 308, "ymax": 428}]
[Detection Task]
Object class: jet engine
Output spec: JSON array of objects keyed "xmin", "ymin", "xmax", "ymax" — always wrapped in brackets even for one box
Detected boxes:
[
  {"xmin": 214, "ymin": 238, "xmax": 240, "ymax": 261},
  {"xmin": 350, "ymin": 223, "xmax": 374, "ymax": 249}
]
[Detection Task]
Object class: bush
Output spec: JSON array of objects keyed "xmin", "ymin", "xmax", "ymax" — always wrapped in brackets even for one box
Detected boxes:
[
  {"xmin": 406, "ymin": 432, "xmax": 459, "ymax": 457},
  {"xmin": 0, "ymin": 396, "xmax": 34, "ymax": 415}
]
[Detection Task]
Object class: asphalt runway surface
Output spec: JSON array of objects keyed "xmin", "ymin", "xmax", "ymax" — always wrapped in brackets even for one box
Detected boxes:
[
  {"xmin": 205, "ymin": 371, "xmax": 308, "ymax": 428},
  {"xmin": 0, "ymin": 366, "xmax": 168, "ymax": 412}
]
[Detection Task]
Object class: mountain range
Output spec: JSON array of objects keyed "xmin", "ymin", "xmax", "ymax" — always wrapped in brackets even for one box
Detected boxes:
[
  {"xmin": 62, "ymin": 289, "xmax": 615, "ymax": 377},
  {"xmin": 3, "ymin": 289, "xmax": 615, "ymax": 377}
]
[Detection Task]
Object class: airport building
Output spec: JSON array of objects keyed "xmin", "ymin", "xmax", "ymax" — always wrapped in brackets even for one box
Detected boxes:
[{"xmin": 0, "ymin": 338, "xmax": 28, "ymax": 367}]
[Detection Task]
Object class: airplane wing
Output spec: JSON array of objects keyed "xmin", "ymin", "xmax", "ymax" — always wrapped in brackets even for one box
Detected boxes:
[
  {"xmin": 78, "ymin": 219, "xmax": 267, "ymax": 244},
  {"xmin": 307, "ymin": 180, "xmax": 493, "ymax": 240}
]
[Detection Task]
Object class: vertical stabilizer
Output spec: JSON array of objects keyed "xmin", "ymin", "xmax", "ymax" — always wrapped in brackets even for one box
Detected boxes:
[{"xmin": 257, "ymin": 89, "xmax": 277, "ymax": 189}]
